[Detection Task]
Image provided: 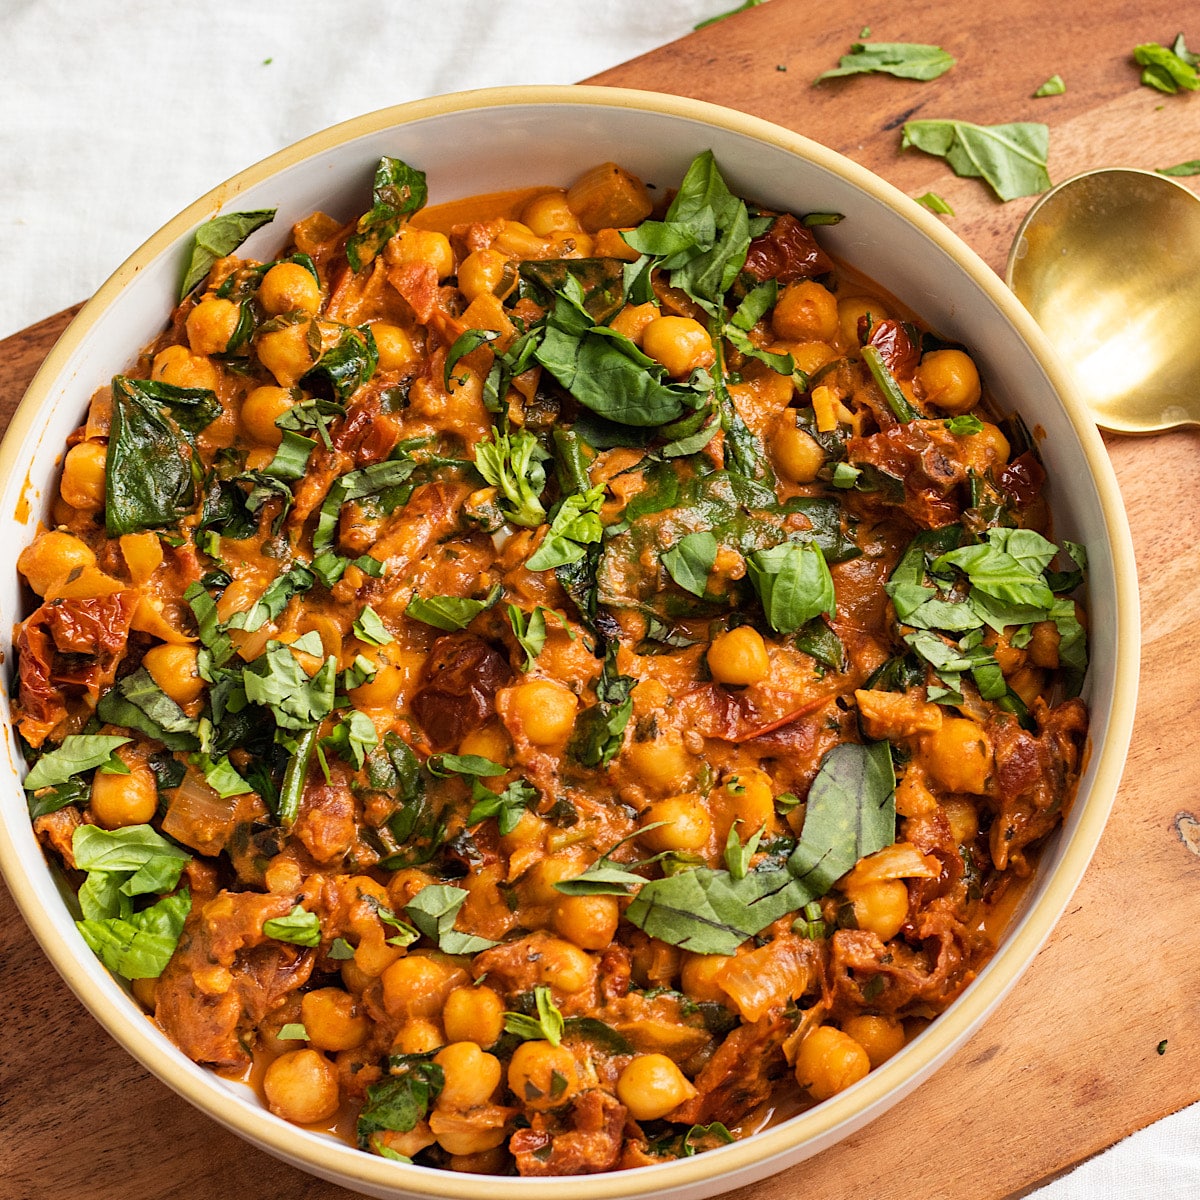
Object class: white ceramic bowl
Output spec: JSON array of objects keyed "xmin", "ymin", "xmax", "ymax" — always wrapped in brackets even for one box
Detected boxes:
[{"xmin": 0, "ymin": 86, "xmax": 1139, "ymax": 1200}]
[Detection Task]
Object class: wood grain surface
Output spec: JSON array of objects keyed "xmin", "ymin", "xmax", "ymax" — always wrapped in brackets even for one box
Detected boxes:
[{"xmin": 3, "ymin": 1, "xmax": 1200, "ymax": 1197}]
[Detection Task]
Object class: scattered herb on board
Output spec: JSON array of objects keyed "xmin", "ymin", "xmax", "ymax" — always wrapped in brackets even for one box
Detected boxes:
[
  {"xmin": 1134, "ymin": 36, "xmax": 1200, "ymax": 94},
  {"xmin": 694, "ymin": 0, "xmax": 765, "ymax": 30},
  {"xmin": 901, "ymin": 119, "xmax": 1051, "ymax": 201},
  {"xmin": 815, "ymin": 41, "xmax": 956, "ymax": 83},
  {"xmin": 916, "ymin": 192, "xmax": 955, "ymax": 214},
  {"xmin": 1033, "ymin": 74, "xmax": 1066, "ymax": 97},
  {"xmin": 1158, "ymin": 160, "xmax": 1200, "ymax": 176},
  {"xmin": 1157, "ymin": 1039, "xmax": 1169, "ymax": 1055}
]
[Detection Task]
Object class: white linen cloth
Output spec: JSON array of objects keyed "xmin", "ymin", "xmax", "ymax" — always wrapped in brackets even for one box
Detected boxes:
[{"xmin": 2, "ymin": 1, "xmax": 1196, "ymax": 1195}]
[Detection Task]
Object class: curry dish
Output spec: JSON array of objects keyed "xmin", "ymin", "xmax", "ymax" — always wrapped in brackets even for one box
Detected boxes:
[{"xmin": 15, "ymin": 152, "xmax": 1089, "ymax": 1175}]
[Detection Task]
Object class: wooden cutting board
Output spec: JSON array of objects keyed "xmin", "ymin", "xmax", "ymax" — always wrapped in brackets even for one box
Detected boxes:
[{"xmin": 3, "ymin": 1, "xmax": 1199, "ymax": 1196}]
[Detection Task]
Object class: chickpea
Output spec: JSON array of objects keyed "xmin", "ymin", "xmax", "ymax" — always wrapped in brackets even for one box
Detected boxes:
[
  {"xmin": 915, "ymin": 349, "xmax": 982, "ymax": 415},
  {"xmin": 552, "ymin": 893, "xmax": 619, "ymax": 951},
  {"xmin": 394, "ymin": 1018, "xmax": 445, "ymax": 1055},
  {"xmin": 18, "ymin": 529, "xmax": 96, "ymax": 597},
  {"xmin": 1028, "ymin": 620, "xmax": 1062, "ymax": 669},
  {"xmin": 90, "ymin": 760, "xmax": 158, "ymax": 829},
  {"xmin": 641, "ymin": 316, "xmax": 715, "ymax": 379},
  {"xmin": 493, "ymin": 220, "xmax": 549, "ymax": 259},
  {"xmin": 793, "ymin": 1025, "xmax": 870, "ymax": 1102},
  {"xmin": 625, "ymin": 739, "xmax": 695, "ymax": 794},
  {"xmin": 447, "ymin": 1147, "xmax": 509, "ymax": 1175},
  {"xmin": 372, "ymin": 322, "xmax": 419, "ymax": 371},
  {"xmin": 845, "ymin": 878, "xmax": 909, "ymax": 941},
  {"xmin": 680, "ymin": 952, "xmax": 734, "ymax": 1005},
  {"xmin": 59, "ymin": 441, "xmax": 108, "ymax": 512},
  {"xmin": 442, "ymin": 985, "xmax": 505, "ymax": 1048},
  {"xmin": 608, "ymin": 302, "xmax": 660, "ymax": 346},
  {"xmin": 388, "ymin": 227, "xmax": 455, "ymax": 280},
  {"xmin": 258, "ymin": 261, "xmax": 322, "ymax": 316},
  {"xmin": 152, "ymin": 343, "xmax": 221, "ymax": 392},
  {"xmin": 456, "ymin": 248, "xmax": 516, "ymax": 304},
  {"xmin": 142, "ymin": 643, "xmax": 204, "ymax": 707},
  {"xmin": 616, "ymin": 1054, "xmax": 698, "ymax": 1121},
  {"xmin": 458, "ymin": 724, "xmax": 510, "ymax": 765},
  {"xmin": 521, "ymin": 190, "xmax": 583, "ymax": 236},
  {"xmin": 841, "ymin": 1015, "xmax": 906, "ymax": 1069},
  {"xmin": 707, "ymin": 626, "xmax": 770, "ymax": 686},
  {"xmin": 772, "ymin": 280, "xmax": 839, "ymax": 343},
  {"xmin": 536, "ymin": 936, "xmax": 594, "ymax": 994},
  {"xmin": 255, "ymin": 320, "xmax": 313, "ymax": 388},
  {"xmin": 507, "ymin": 679, "xmax": 578, "ymax": 746},
  {"xmin": 640, "ymin": 795, "xmax": 711, "ymax": 852},
  {"xmin": 722, "ymin": 768, "xmax": 775, "ymax": 830},
  {"xmin": 959, "ymin": 422, "xmax": 1011, "ymax": 474},
  {"xmin": 186, "ymin": 297, "xmax": 241, "ymax": 356},
  {"xmin": 263, "ymin": 1048, "xmax": 340, "ymax": 1124},
  {"xmin": 506, "ymin": 1040, "xmax": 579, "ymax": 1111},
  {"xmin": 430, "ymin": 1115, "xmax": 507, "ymax": 1158},
  {"xmin": 434, "ymin": 1042, "xmax": 502, "ymax": 1110},
  {"xmin": 922, "ymin": 717, "xmax": 993, "ymax": 794},
  {"xmin": 772, "ymin": 414, "xmax": 826, "ymax": 484},
  {"xmin": 348, "ymin": 662, "xmax": 404, "ymax": 709},
  {"xmin": 381, "ymin": 954, "xmax": 466, "ymax": 1020},
  {"xmin": 520, "ymin": 857, "xmax": 575, "ymax": 907},
  {"xmin": 836, "ymin": 296, "xmax": 890, "ymax": 349},
  {"xmin": 301, "ymin": 987, "xmax": 370, "ymax": 1052},
  {"xmin": 941, "ymin": 796, "xmax": 980, "ymax": 845}
]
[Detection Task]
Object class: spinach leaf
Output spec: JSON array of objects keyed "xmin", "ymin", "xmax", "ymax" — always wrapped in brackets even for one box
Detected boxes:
[
  {"xmin": 503, "ymin": 986, "xmax": 565, "ymax": 1046},
  {"xmin": 901, "ymin": 119, "xmax": 1051, "ymax": 202},
  {"xmin": 1134, "ymin": 40, "xmax": 1200, "ymax": 94},
  {"xmin": 96, "ymin": 669, "xmax": 202, "ymax": 752},
  {"xmin": 346, "ymin": 157, "xmax": 429, "ymax": 271},
  {"xmin": 568, "ymin": 643, "xmax": 637, "ymax": 768},
  {"xmin": 180, "ymin": 209, "xmax": 276, "ymax": 299},
  {"xmin": 526, "ymin": 485, "xmax": 606, "ymax": 571},
  {"xmin": 299, "ymin": 324, "xmax": 378, "ymax": 403},
  {"xmin": 357, "ymin": 1060, "xmax": 444, "ymax": 1149},
  {"xmin": 403, "ymin": 884, "xmax": 499, "ymax": 954},
  {"xmin": 23, "ymin": 735, "xmax": 131, "ymax": 791},
  {"xmin": 815, "ymin": 40, "xmax": 955, "ymax": 82},
  {"xmin": 263, "ymin": 905, "xmax": 322, "ymax": 947},
  {"xmin": 473, "ymin": 428, "xmax": 549, "ymax": 527},
  {"xmin": 77, "ymin": 889, "xmax": 191, "ymax": 980},
  {"xmin": 861, "ymin": 344, "xmax": 922, "ymax": 421},
  {"xmin": 662, "ymin": 530, "xmax": 719, "ymax": 597},
  {"xmin": 747, "ymin": 540, "xmax": 835, "ymax": 633},
  {"xmin": 261, "ymin": 429, "xmax": 316, "ymax": 483}
]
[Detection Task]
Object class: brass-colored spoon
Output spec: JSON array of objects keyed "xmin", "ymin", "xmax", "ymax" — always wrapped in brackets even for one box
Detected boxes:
[{"xmin": 1006, "ymin": 167, "xmax": 1200, "ymax": 434}]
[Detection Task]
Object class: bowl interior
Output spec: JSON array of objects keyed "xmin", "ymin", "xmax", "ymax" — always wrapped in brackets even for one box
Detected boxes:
[{"xmin": 0, "ymin": 87, "xmax": 1137, "ymax": 1200}]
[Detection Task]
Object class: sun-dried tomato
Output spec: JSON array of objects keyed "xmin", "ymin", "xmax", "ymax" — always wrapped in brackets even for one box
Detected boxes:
[{"xmin": 742, "ymin": 213, "xmax": 834, "ymax": 284}]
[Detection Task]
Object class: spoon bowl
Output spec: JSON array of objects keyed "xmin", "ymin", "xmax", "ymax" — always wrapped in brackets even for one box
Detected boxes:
[{"xmin": 1007, "ymin": 166, "xmax": 1200, "ymax": 434}]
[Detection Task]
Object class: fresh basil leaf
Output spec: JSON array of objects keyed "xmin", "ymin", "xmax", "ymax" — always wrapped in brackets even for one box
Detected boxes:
[
  {"xmin": 190, "ymin": 752, "xmax": 253, "ymax": 798},
  {"xmin": 815, "ymin": 40, "xmax": 955, "ymax": 83},
  {"xmin": 467, "ymin": 776, "xmax": 537, "ymax": 835},
  {"xmin": 946, "ymin": 413, "xmax": 984, "ymax": 435},
  {"xmin": 747, "ymin": 540, "xmax": 835, "ymax": 634},
  {"xmin": 23, "ymin": 735, "xmax": 132, "ymax": 791},
  {"xmin": 444, "ymin": 329, "xmax": 499, "ymax": 388},
  {"xmin": 503, "ymin": 986, "xmax": 565, "ymax": 1046},
  {"xmin": 185, "ymin": 582, "xmax": 235, "ymax": 667},
  {"xmin": 426, "ymin": 753, "xmax": 507, "ymax": 778},
  {"xmin": 1134, "ymin": 41, "xmax": 1200, "ymax": 94},
  {"xmin": 403, "ymin": 884, "xmax": 499, "ymax": 955},
  {"xmin": 261, "ymin": 429, "xmax": 316, "ymax": 483},
  {"xmin": 346, "ymin": 157, "xmax": 429, "ymax": 271},
  {"xmin": 662, "ymin": 530, "xmax": 719, "ymax": 598},
  {"xmin": 321, "ymin": 710, "xmax": 379, "ymax": 771},
  {"xmin": 724, "ymin": 822, "xmax": 765, "ymax": 880},
  {"xmin": 243, "ymin": 642, "xmax": 337, "ymax": 731},
  {"xmin": 352, "ymin": 604, "xmax": 393, "ymax": 646},
  {"xmin": 313, "ymin": 457, "xmax": 417, "ymax": 553},
  {"xmin": 263, "ymin": 905, "xmax": 321, "ymax": 947},
  {"xmin": 180, "ymin": 209, "xmax": 276, "ymax": 299},
  {"xmin": 901, "ymin": 119, "xmax": 1051, "ymax": 202},
  {"xmin": 1033, "ymin": 73, "xmax": 1066, "ymax": 97},
  {"xmin": 526, "ymin": 486, "xmax": 606, "ymax": 571},
  {"xmin": 95, "ymin": 669, "xmax": 202, "ymax": 752},
  {"xmin": 507, "ymin": 604, "xmax": 547, "ymax": 670},
  {"xmin": 77, "ymin": 888, "xmax": 191, "ymax": 980},
  {"xmin": 226, "ymin": 563, "xmax": 315, "ymax": 633},
  {"xmin": 933, "ymin": 538, "xmax": 1055, "ymax": 609},
  {"xmin": 357, "ymin": 1060, "xmax": 444, "ymax": 1149},
  {"xmin": 1158, "ymin": 159, "xmax": 1200, "ymax": 176},
  {"xmin": 553, "ymin": 859, "xmax": 648, "ymax": 896},
  {"xmin": 73, "ymin": 823, "xmax": 189, "ymax": 877},
  {"xmin": 916, "ymin": 192, "xmax": 955, "ymax": 215},
  {"xmin": 693, "ymin": 0, "xmax": 764, "ymax": 29},
  {"xmin": 473, "ymin": 428, "xmax": 549, "ymax": 527},
  {"xmin": 406, "ymin": 585, "xmax": 500, "ymax": 632}
]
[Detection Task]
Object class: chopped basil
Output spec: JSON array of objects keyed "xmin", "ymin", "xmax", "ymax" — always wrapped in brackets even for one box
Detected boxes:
[
  {"xmin": 95, "ymin": 668, "xmax": 201, "ymax": 751},
  {"xmin": 662, "ymin": 530, "xmax": 719, "ymax": 598},
  {"xmin": 1134, "ymin": 39, "xmax": 1200, "ymax": 94},
  {"xmin": 263, "ymin": 905, "xmax": 321, "ymax": 947},
  {"xmin": 313, "ymin": 457, "xmax": 417, "ymax": 554},
  {"xmin": 243, "ymin": 641, "xmax": 337, "ymax": 730},
  {"xmin": 77, "ymin": 889, "xmax": 191, "ymax": 981},
  {"xmin": 1157, "ymin": 159, "xmax": 1200, "ymax": 176},
  {"xmin": 403, "ymin": 884, "xmax": 499, "ymax": 954},
  {"xmin": 179, "ymin": 209, "xmax": 276, "ymax": 299},
  {"xmin": 299, "ymin": 324, "xmax": 378, "ymax": 405},
  {"xmin": 425, "ymin": 753, "xmax": 507, "ymax": 778},
  {"xmin": 190, "ymin": 753, "xmax": 253, "ymax": 798},
  {"xmin": 23, "ymin": 735, "xmax": 132, "ymax": 791},
  {"xmin": 357, "ymin": 1059, "xmax": 444, "ymax": 1149},
  {"xmin": 346, "ymin": 157, "xmax": 429, "ymax": 271},
  {"xmin": 352, "ymin": 604, "xmax": 393, "ymax": 646},
  {"xmin": 815, "ymin": 40, "xmax": 955, "ymax": 83},
  {"xmin": 467, "ymin": 777, "xmax": 537, "ymax": 835},
  {"xmin": 901, "ymin": 119, "xmax": 1051, "ymax": 202},
  {"xmin": 277, "ymin": 1023, "xmax": 309, "ymax": 1041},
  {"xmin": 503, "ymin": 986, "xmax": 565, "ymax": 1047},
  {"xmin": 746, "ymin": 540, "xmax": 836, "ymax": 634},
  {"xmin": 568, "ymin": 643, "xmax": 637, "ymax": 768},
  {"xmin": 406, "ymin": 585, "xmax": 500, "ymax": 632},
  {"xmin": 1033, "ymin": 73, "xmax": 1066, "ymax": 97},
  {"xmin": 525, "ymin": 485, "xmax": 606, "ymax": 571},
  {"xmin": 916, "ymin": 192, "xmax": 955, "ymax": 215},
  {"xmin": 225, "ymin": 563, "xmax": 315, "ymax": 634},
  {"xmin": 321, "ymin": 710, "xmax": 380, "ymax": 770}
]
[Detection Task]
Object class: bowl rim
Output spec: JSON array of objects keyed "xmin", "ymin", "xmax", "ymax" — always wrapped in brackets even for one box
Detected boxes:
[{"xmin": 0, "ymin": 83, "xmax": 1140, "ymax": 1199}]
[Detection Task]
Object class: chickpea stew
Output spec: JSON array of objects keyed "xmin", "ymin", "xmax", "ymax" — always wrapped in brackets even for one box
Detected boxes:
[{"xmin": 14, "ymin": 150, "xmax": 1089, "ymax": 1175}]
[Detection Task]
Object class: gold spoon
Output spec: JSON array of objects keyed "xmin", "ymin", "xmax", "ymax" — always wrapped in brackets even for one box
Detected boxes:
[{"xmin": 1006, "ymin": 166, "xmax": 1200, "ymax": 434}]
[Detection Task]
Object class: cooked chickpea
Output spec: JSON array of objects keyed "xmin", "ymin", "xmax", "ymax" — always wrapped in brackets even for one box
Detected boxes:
[
  {"xmin": 506, "ymin": 1040, "xmax": 579, "ymax": 1110},
  {"xmin": 388, "ymin": 227, "xmax": 455, "ymax": 279},
  {"xmin": 456, "ymin": 248, "xmax": 516, "ymax": 304},
  {"xmin": 258, "ymin": 261, "xmax": 322, "ymax": 316},
  {"xmin": 626, "ymin": 739, "xmax": 695, "ymax": 793},
  {"xmin": 142, "ymin": 643, "xmax": 204, "ymax": 707},
  {"xmin": 520, "ymin": 857, "xmax": 575, "ymax": 907},
  {"xmin": 522, "ymin": 190, "xmax": 583, "ymax": 236},
  {"xmin": 255, "ymin": 320, "xmax": 313, "ymax": 388},
  {"xmin": 552, "ymin": 893, "xmax": 619, "ymax": 951},
  {"xmin": 723, "ymin": 768, "xmax": 775, "ymax": 830},
  {"xmin": 959, "ymin": 422, "xmax": 1011, "ymax": 474},
  {"xmin": 640, "ymin": 795, "xmax": 711, "ymax": 852},
  {"xmin": 508, "ymin": 678, "xmax": 578, "ymax": 746},
  {"xmin": 442, "ymin": 985, "xmax": 505, "ymax": 1048},
  {"xmin": 772, "ymin": 280, "xmax": 839, "ymax": 342},
  {"xmin": 846, "ymin": 878, "xmax": 909, "ymax": 941},
  {"xmin": 433, "ymin": 1041, "xmax": 502, "ymax": 1111},
  {"xmin": 59, "ymin": 441, "xmax": 108, "ymax": 512},
  {"xmin": 90, "ymin": 760, "xmax": 158, "ymax": 829},
  {"xmin": 941, "ymin": 796, "xmax": 979, "ymax": 845},
  {"xmin": 186, "ymin": 297, "xmax": 241, "ymax": 356},
  {"xmin": 152, "ymin": 343, "xmax": 221, "ymax": 392},
  {"xmin": 680, "ymin": 952, "xmax": 733, "ymax": 1005},
  {"xmin": 430, "ymin": 1115, "xmax": 507, "ymax": 1157},
  {"xmin": 18, "ymin": 530, "xmax": 96, "ymax": 597},
  {"xmin": 372, "ymin": 322, "xmax": 419, "ymax": 371},
  {"xmin": 301, "ymin": 987, "xmax": 370, "ymax": 1052},
  {"xmin": 772, "ymin": 414, "xmax": 826, "ymax": 484},
  {"xmin": 641, "ymin": 316, "xmax": 715, "ymax": 379},
  {"xmin": 915, "ymin": 349, "xmax": 982, "ymax": 415},
  {"xmin": 836, "ymin": 296, "xmax": 890, "ymax": 348},
  {"xmin": 707, "ymin": 626, "xmax": 770, "ymax": 686},
  {"xmin": 394, "ymin": 1018, "xmax": 445, "ymax": 1055},
  {"xmin": 616, "ymin": 1054, "xmax": 697, "ymax": 1121},
  {"xmin": 381, "ymin": 954, "xmax": 465, "ymax": 1019},
  {"xmin": 348, "ymin": 662, "xmax": 404, "ymax": 709},
  {"xmin": 493, "ymin": 220, "xmax": 549, "ymax": 259},
  {"xmin": 458, "ymin": 724, "xmax": 510, "ymax": 765},
  {"xmin": 841, "ymin": 1015, "xmax": 906, "ymax": 1069},
  {"xmin": 536, "ymin": 936, "xmax": 594, "ymax": 993},
  {"xmin": 608, "ymin": 302, "xmax": 659, "ymax": 346},
  {"xmin": 263, "ymin": 1048, "xmax": 340, "ymax": 1124},
  {"xmin": 793, "ymin": 1025, "xmax": 870, "ymax": 1102},
  {"xmin": 922, "ymin": 717, "xmax": 992, "ymax": 794},
  {"xmin": 1028, "ymin": 620, "xmax": 1062, "ymax": 669}
]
